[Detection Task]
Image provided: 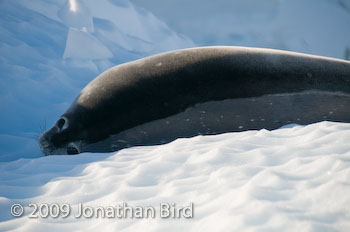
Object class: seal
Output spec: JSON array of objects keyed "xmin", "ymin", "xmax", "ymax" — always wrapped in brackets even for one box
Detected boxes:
[{"xmin": 39, "ymin": 46, "xmax": 350, "ymax": 155}]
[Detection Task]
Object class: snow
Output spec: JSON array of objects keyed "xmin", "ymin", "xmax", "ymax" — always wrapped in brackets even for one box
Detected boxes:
[
  {"xmin": 63, "ymin": 28, "xmax": 113, "ymax": 59},
  {"xmin": 0, "ymin": 0, "xmax": 194, "ymax": 161},
  {"xmin": 0, "ymin": 0, "xmax": 349, "ymax": 230},
  {"xmin": 0, "ymin": 122, "xmax": 350, "ymax": 231},
  {"xmin": 57, "ymin": 0, "xmax": 94, "ymax": 32},
  {"xmin": 129, "ymin": 0, "xmax": 350, "ymax": 59}
]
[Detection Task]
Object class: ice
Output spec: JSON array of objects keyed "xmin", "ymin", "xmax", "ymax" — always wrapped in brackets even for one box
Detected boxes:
[
  {"xmin": 129, "ymin": 0, "xmax": 350, "ymax": 59},
  {"xmin": 57, "ymin": 0, "xmax": 94, "ymax": 32},
  {"xmin": 0, "ymin": 122, "xmax": 349, "ymax": 231},
  {"xmin": 0, "ymin": 0, "xmax": 349, "ymax": 230},
  {"xmin": 0, "ymin": 0, "xmax": 194, "ymax": 161},
  {"xmin": 63, "ymin": 28, "xmax": 113, "ymax": 59}
]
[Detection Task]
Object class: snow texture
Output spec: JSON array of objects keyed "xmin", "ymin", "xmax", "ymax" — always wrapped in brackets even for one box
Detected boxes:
[
  {"xmin": 0, "ymin": 0, "xmax": 349, "ymax": 161},
  {"xmin": 0, "ymin": 0, "xmax": 349, "ymax": 231},
  {"xmin": 0, "ymin": 122, "xmax": 350, "ymax": 231},
  {"xmin": 0, "ymin": 0, "xmax": 194, "ymax": 161},
  {"xmin": 130, "ymin": 0, "xmax": 350, "ymax": 59}
]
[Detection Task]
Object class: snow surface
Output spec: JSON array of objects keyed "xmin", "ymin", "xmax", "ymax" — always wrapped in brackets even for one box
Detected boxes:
[
  {"xmin": 0, "ymin": 0, "xmax": 194, "ymax": 161},
  {"xmin": 0, "ymin": 0, "xmax": 350, "ymax": 231},
  {"xmin": 129, "ymin": 0, "xmax": 350, "ymax": 59},
  {"xmin": 0, "ymin": 122, "xmax": 350, "ymax": 231},
  {"xmin": 0, "ymin": 0, "xmax": 349, "ymax": 161}
]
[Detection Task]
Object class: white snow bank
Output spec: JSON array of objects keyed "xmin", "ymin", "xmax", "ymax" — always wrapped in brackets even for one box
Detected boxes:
[{"xmin": 0, "ymin": 121, "xmax": 349, "ymax": 231}]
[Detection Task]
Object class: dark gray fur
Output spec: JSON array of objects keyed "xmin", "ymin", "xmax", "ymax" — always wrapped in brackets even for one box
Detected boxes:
[{"xmin": 39, "ymin": 46, "xmax": 350, "ymax": 155}]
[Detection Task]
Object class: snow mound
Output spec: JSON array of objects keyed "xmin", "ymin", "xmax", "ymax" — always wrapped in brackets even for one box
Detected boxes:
[
  {"xmin": 0, "ymin": 0, "xmax": 194, "ymax": 161},
  {"xmin": 0, "ymin": 121, "xmax": 349, "ymax": 231}
]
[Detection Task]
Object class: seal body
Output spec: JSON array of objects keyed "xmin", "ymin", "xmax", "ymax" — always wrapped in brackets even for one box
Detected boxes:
[{"xmin": 39, "ymin": 46, "xmax": 350, "ymax": 155}]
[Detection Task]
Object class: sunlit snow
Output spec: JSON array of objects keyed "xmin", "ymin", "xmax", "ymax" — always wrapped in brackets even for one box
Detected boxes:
[{"xmin": 0, "ymin": 0, "xmax": 349, "ymax": 231}]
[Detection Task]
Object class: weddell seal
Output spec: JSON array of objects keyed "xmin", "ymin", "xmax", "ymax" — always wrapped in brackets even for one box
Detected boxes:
[{"xmin": 39, "ymin": 46, "xmax": 350, "ymax": 155}]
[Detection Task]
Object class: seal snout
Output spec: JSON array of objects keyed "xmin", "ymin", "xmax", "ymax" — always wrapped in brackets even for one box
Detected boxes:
[
  {"xmin": 39, "ymin": 129, "xmax": 81, "ymax": 155},
  {"xmin": 38, "ymin": 129, "xmax": 56, "ymax": 155},
  {"xmin": 39, "ymin": 118, "xmax": 63, "ymax": 155},
  {"xmin": 39, "ymin": 116, "xmax": 81, "ymax": 155}
]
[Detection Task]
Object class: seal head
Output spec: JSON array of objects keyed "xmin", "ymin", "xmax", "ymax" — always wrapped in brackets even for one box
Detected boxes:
[{"xmin": 39, "ymin": 115, "xmax": 83, "ymax": 155}]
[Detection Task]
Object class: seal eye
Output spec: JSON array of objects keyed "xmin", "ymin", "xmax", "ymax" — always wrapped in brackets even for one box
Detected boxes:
[
  {"xmin": 67, "ymin": 146, "xmax": 79, "ymax": 155},
  {"xmin": 56, "ymin": 118, "xmax": 66, "ymax": 131}
]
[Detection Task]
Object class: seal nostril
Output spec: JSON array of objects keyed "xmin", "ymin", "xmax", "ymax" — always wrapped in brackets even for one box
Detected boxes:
[{"xmin": 67, "ymin": 146, "xmax": 79, "ymax": 155}]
